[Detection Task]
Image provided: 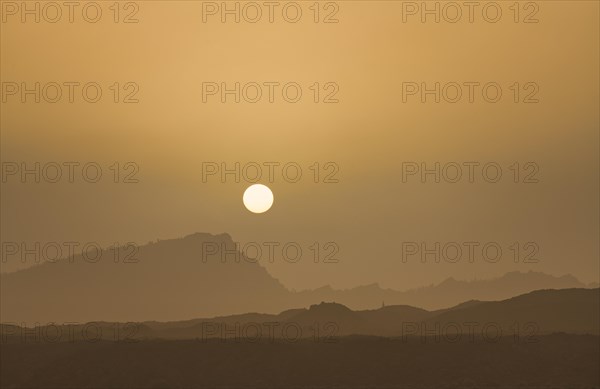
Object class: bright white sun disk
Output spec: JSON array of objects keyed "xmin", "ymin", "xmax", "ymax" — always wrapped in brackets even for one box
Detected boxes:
[{"xmin": 243, "ymin": 184, "xmax": 274, "ymax": 213}]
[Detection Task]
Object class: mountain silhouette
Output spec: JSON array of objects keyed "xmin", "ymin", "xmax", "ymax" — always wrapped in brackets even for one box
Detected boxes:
[
  {"xmin": 133, "ymin": 288, "xmax": 600, "ymax": 338},
  {"xmin": 297, "ymin": 271, "xmax": 590, "ymax": 311},
  {"xmin": 425, "ymin": 288, "xmax": 600, "ymax": 335},
  {"xmin": 0, "ymin": 232, "xmax": 595, "ymax": 323},
  {"xmin": 0, "ymin": 233, "xmax": 289, "ymax": 323},
  {"xmin": 3, "ymin": 288, "xmax": 598, "ymax": 342}
]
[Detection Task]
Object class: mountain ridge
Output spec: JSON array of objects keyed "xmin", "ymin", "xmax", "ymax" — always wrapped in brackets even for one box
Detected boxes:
[
  {"xmin": 1, "ymin": 232, "xmax": 596, "ymax": 322},
  {"xmin": 3, "ymin": 288, "xmax": 598, "ymax": 340}
]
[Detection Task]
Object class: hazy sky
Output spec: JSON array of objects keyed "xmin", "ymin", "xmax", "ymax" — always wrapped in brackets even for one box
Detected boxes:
[{"xmin": 1, "ymin": 1, "xmax": 598, "ymax": 290}]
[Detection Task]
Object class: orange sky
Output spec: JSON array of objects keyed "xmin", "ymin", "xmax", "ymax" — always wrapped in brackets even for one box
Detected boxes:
[{"xmin": 1, "ymin": 1, "xmax": 598, "ymax": 290}]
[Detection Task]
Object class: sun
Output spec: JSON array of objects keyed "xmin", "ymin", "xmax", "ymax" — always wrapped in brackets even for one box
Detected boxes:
[{"xmin": 243, "ymin": 184, "xmax": 274, "ymax": 213}]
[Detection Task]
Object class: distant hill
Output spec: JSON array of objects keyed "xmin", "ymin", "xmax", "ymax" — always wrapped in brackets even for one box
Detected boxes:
[
  {"xmin": 0, "ymin": 233, "xmax": 289, "ymax": 323},
  {"xmin": 143, "ymin": 287, "xmax": 600, "ymax": 339},
  {"xmin": 160, "ymin": 288, "xmax": 597, "ymax": 338},
  {"xmin": 425, "ymin": 288, "xmax": 600, "ymax": 334},
  {"xmin": 2, "ymin": 288, "xmax": 598, "ymax": 342},
  {"xmin": 0, "ymin": 232, "xmax": 595, "ymax": 323},
  {"xmin": 296, "ymin": 271, "xmax": 590, "ymax": 311}
]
